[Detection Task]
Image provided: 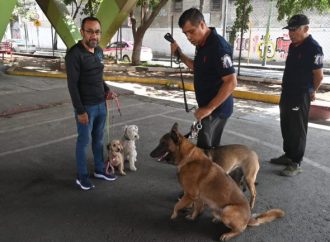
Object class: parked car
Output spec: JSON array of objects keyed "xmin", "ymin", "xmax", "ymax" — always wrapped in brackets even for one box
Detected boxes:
[
  {"xmin": 0, "ymin": 41, "xmax": 13, "ymax": 54},
  {"xmin": 7, "ymin": 39, "xmax": 37, "ymax": 54},
  {"xmin": 103, "ymin": 41, "xmax": 153, "ymax": 62}
]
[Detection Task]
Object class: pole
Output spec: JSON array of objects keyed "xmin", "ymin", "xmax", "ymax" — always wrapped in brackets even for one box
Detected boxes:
[
  {"xmin": 222, "ymin": 0, "xmax": 228, "ymax": 40},
  {"xmin": 170, "ymin": 15, "xmax": 173, "ymax": 68},
  {"xmin": 247, "ymin": 21, "xmax": 252, "ymax": 64},
  {"xmin": 262, "ymin": 0, "xmax": 273, "ymax": 66},
  {"xmin": 237, "ymin": 0, "xmax": 247, "ymax": 76},
  {"xmin": 51, "ymin": 26, "xmax": 54, "ymax": 57}
]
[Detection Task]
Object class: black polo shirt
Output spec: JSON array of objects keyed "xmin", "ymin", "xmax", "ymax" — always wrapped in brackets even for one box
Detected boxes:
[
  {"xmin": 194, "ymin": 28, "xmax": 235, "ymax": 118},
  {"xmin": 282, "ymin": 35, "xmax": 323, "ymax": 95},
  {"xmin": 65, "ymin": 41, "xmax": 109, "ymax": 114}
]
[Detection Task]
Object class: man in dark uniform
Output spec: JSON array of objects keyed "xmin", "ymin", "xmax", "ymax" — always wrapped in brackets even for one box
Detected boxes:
[
  {"xmin": 65, "ymin": 17, "xmax": 117, "ymax": 190},
  {"xmin": 170, "ymin": 8, "xmax": 237, "ymax": 149},
  {"xmin": 270, "ymin": 14, "xmax": 324, "ymax": 176}
]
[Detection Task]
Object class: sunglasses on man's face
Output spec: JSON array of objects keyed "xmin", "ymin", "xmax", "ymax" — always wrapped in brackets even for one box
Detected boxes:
[{"xmin": 83, "ymin": 29, "xmax": 102, "ymax": 35}]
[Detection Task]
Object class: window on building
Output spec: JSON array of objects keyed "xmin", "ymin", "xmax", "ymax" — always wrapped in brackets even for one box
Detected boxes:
[
  {"xmin": 212, "ymin": 0, "xmax": 221, "ymax": 10},
  {"xmin": 173, "ymin": 0, "xmax": 183, "ymax": 12}
]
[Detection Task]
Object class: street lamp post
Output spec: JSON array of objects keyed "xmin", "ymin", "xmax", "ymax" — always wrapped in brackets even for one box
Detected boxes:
[{"xmin": 262, "ymin": 0, "xmax": 273, "ymax": 66}]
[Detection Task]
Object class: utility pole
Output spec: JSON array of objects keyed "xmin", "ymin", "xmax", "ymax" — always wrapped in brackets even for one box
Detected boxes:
[
  {"xmin": 262, "ymin": 0, "xmax": 273, "ymax": 66},
  {"xmin": 222, "ymin": 0, "xmax": 228, "ymax": 40}
]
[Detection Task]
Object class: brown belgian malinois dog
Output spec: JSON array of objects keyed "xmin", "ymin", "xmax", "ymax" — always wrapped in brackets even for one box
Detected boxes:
[
  {"xmin": 151, "ymin": 125, "xmax": 260, "ymax": 209},
  {"xmin": 150, "ymin": 123, "xmax": 284, "ymax": 241}
]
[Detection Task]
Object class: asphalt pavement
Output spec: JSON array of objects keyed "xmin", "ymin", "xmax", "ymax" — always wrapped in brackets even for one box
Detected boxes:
[{"xmin": 0, "ymin": 67, "xmax": 330, "ymax": 242}]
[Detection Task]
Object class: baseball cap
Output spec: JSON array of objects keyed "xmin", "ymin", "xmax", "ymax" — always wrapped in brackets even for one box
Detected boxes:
[{"xmin": 283, "ymin": 14, "xmax": 309, "ymax": 30}]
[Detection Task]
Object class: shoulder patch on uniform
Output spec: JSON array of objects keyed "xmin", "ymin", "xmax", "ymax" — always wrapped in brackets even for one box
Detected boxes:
[
  {"xmin": 314, "ymin": 54, "xmax": 324, "ymax": 65},
  {"xmin": 221, "ymin": 54, "xmax": 233, "ymax": 69}
]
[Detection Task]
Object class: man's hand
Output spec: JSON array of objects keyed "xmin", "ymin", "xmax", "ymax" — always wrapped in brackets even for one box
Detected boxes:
[
  {"xmin": 310, "ymin": 91, "xmax": 316, "ymax": 101},
  {"xmin": 194, "ymin": 107, "xmax": 213, "ymax": 121},
  {"xmin": 106, "ymin": 90, "xmax": 118, "ymax": 100},
  {"xmin": 170, "ymin": 42, "xmax": 181, "ymax": 58},
  {"xmin": 78, "ymin": 112, "xmax": 89, "ymax": 125}
]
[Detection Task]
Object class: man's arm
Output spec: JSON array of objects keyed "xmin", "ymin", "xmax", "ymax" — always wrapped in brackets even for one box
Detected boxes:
[
  {"xmin": 310, "ymin": 68, "xmax": 324, "ymax": 101},
  {"xmin": 194, "ymin": 73, "xmax": 237, "ymax": 121},
  {"xmin": 312, "ymin": 68, "xmax": 323, "ymax": 91},
  {"xmin": 65, "ymin": 50, "xmax": 89, "ymax": 125}
]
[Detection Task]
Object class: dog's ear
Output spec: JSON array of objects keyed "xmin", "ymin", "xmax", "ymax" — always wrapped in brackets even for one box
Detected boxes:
[
  {"xmin": 106, "ymin": 144, "xmax": 110, "ymax": 150},
  {"xmin": 170, "ymin": 130, "xmax": 179, "ymax": 144},
  {"xmin": 171, "ymin": 122, "xmax": 178, "ymax": 132},
  {"xmin": 171, "ymin": 123, "xmax": 182, "ymax": 144}
]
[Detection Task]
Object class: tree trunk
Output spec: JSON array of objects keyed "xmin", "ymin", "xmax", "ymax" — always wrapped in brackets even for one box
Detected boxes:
[
  {"xmin": 131, "ymin": 33, "xmax": 143, "ymax": 65},
  {"xmin": 130, "ymin": 0, "xmax": 169, "ymax": 66}
]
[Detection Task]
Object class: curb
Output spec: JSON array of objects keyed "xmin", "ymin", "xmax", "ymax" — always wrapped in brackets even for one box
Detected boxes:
[{"xmin": 6, "ymin": 67, "xmax": 282, "ymax": 105}]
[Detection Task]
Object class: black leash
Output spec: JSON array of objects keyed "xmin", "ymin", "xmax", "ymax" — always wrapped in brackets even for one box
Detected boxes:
[{"xmin": 164, "ymin": 33, "xmax": 195, "ymax": 113}]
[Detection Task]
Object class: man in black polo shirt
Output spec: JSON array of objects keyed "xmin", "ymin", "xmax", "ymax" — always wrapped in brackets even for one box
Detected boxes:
[
  {"xmin": 170, "ymin": 8, "xmax": 237, "ymax": 149},
  {"xmin": 65, "ymin": 17, "xmax": 117, "ymax": 190},
  {"xmin": 270, "ymin": 14, "xmax": 324, "ymax": 176}
]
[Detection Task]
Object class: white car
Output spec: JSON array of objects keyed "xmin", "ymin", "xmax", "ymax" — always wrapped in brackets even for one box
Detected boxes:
[
  {"xmin": 7, "ymin": 39, "xmax": 37, "ymax": 54},
  {"xmin": 103, "ymin": 41, "xmax": 153, "ymax": 62}
]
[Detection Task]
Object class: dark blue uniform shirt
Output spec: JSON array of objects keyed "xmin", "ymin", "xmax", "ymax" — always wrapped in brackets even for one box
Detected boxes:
[
  {"xmin": 282, "ymin": 35, "xmax": 323, "ymax": 95},
  {"xmin": 194, "ymin": 28, "xmax": 235, "ymax": 118}
]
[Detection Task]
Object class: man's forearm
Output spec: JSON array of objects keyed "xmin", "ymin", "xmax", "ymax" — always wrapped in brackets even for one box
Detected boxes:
[
  {"xmin": 312, "ymin": 68, "xmax": 324, "ymax": 91},
  {"xmin": 178, "ymin": 50, "xmax": 194, "ymax": 69}
]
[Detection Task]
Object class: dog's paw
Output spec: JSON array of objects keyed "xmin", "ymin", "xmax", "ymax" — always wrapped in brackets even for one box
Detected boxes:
[
  {"xmin": 170, "ymin": 212, "xmax": 178, "ymax": 220},
  {"xmin": 130, "ymin": 166, "xmax": 137, "ymax": 171},
  {"xmin": 185, "ymin": 214, "xmax": 196, "ymax": 221},
  {"xmin": 212, "ymin": 217, "xmax": 220, "ymax": 223}
]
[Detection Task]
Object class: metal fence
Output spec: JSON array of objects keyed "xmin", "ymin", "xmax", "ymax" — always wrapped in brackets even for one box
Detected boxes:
[{"xmin": 230, "ymin": 0, "xmax": 330, "ymax": 67}]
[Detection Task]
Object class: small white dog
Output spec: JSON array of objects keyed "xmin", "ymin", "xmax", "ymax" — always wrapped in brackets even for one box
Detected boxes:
[
  {"xmin": 106, "ymin": 139, "xmax": 126, "ymax": 176},
  {"xmin": 121, "ymin": 125, "xmax": 139, "ymax": 171}
]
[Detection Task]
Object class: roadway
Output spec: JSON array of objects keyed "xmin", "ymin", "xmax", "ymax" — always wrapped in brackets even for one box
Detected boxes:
[{"xmin": 0, "ymin": 70, "xmax": 329, "ymax": 241}]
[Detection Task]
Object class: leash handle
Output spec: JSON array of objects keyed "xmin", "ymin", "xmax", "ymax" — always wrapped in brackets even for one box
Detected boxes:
[{"xmin": 164, "ymin": 33, "xmax": 180, "ymax": 63}]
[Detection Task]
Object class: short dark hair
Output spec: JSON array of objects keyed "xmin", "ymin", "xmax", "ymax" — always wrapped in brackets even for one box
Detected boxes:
[
  {"xmin": 178, "ymin": 8, "xmax": 205, "ymax": 28},
  {"xmin": 81, "ymin": 16, "xmax": 101, "ymax": 29}
]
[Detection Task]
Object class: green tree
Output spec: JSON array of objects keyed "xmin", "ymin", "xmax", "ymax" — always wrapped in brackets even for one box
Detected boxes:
[
  {"xmin": 229, "ymin": 0, "xmax": 252, "ymax": 46},
  {"xmin": 129, "ymin": 0, "xmax": 169, "ymax": 65},
  {"xmin": 63, "ymin": 0, "xmax": 102, "ymax": 19},
  {"xmin": 11, "ymin": 0, "xmax": 38, "ymax": 41},
  {"xmin": 276, "ymin": 0, "xmax": 330, "ymax": 20}
]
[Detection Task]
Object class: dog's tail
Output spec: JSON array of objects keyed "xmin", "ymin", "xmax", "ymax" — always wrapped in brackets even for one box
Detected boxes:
[{"xmin": 248, "ymin": 208, "xmax": 285, "ymax": 226}]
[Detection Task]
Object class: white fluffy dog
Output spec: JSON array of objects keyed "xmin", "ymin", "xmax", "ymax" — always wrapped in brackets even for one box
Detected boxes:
[{"xmin": 121, "ymin": 125, "xmax": 139, "ymax": 171}]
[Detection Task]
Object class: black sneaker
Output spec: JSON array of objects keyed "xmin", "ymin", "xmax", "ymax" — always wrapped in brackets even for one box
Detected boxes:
[
  {"xmin": 76, "ymin": 176, "xmax": 95, "ymax": 190},
  {"xmin": 270, "ymin": 154, "xmax": 291, "ymax": 165},
  {"xmin": 280, "ymin": 163, "xmax": 303, "ymax": 177},
  {"xmin": 94, "ymin": 171, "xmax": 117, "ymax": 181}
]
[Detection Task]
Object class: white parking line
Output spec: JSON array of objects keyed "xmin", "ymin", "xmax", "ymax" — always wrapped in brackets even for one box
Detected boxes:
[
  {"xmin": 1, "ymin": 109, "xmax": 329, "ymax": 175},
  {"xmin": 0, "ymin": 109, "xmax": 178, "ymax": 158},
  {"xmin": 160, "ymin": 114, "xmax": 330, "ymax": 174},
  {"xmin": 0, "ymin": 103, "xmax": 147, "ymax": 134}
]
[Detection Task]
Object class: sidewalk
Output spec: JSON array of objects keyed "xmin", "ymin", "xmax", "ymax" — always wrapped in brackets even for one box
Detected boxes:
[{"xmin": 1, "ymin": 55, "xmax": 330, "ymax": 120}]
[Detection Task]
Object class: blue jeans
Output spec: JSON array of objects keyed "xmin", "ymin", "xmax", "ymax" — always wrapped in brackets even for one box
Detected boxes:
[{"xmin": 75, "ymin": 102, "xmax": 107, "ymax": 178}]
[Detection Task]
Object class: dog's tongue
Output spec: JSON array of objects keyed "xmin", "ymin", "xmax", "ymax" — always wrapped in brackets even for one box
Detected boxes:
[{"xmin": 158, "ymin": 152, "xmax": 169, "ymax": 161}]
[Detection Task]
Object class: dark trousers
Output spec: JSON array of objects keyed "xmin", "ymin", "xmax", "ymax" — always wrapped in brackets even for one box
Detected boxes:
[
  {"xmin": 279, "ymin": 91, "xmax": 310, "ymax": 164},
  {"xmin": 197, "ymin": 115, "xmax": 228, "ymax": 149}
]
